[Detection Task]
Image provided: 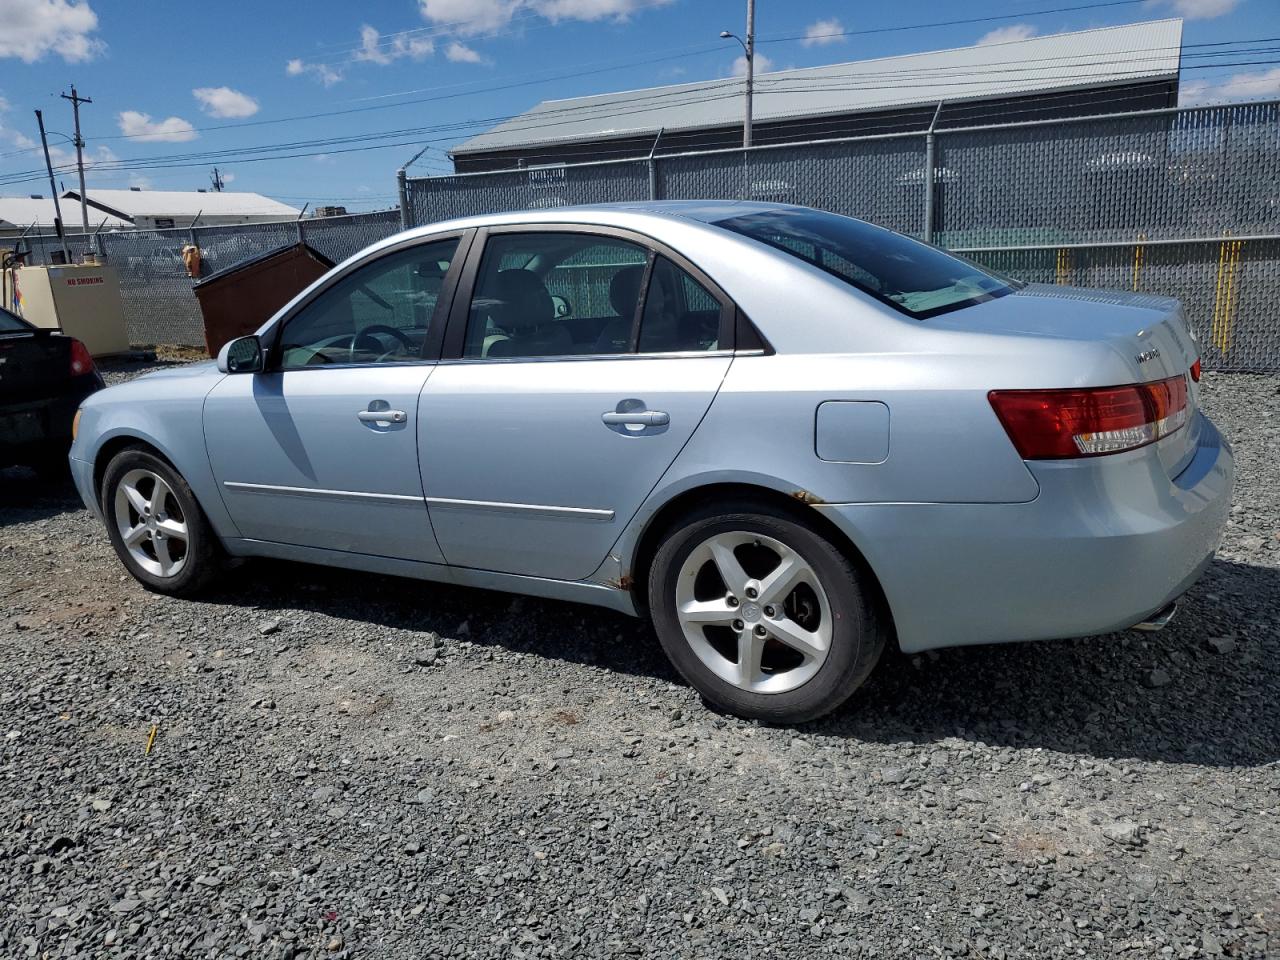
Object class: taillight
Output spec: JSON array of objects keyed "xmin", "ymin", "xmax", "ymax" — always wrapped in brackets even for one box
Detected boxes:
[
  {"xmin": 69, "ymin": 338, "xmax": 95, "ymax": 377},
  {"xmin": 989, "ymin": 375, "xmax": 1189, "ymax": 459},
  {"xmin": 1190, "ymin": 359, "xmax": 1202, "ymax": 382}
]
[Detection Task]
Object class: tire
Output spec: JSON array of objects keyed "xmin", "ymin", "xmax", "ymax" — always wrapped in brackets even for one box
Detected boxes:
[
  {"xmin": 648, "ymin": 500, "xmax": 885, "ymax": 723},
  {"xmin": 100, "ymin": 447, "xmax": 222, "ymax": 597}
]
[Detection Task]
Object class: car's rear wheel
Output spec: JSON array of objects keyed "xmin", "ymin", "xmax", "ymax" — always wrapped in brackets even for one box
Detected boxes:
[
  {"xmin": 101, "ymin": 448, "xmax": 221, "ymax": 597},
  {"xmin": 649, "ymin": 501, "xmax": 885, "ymax": 723}
]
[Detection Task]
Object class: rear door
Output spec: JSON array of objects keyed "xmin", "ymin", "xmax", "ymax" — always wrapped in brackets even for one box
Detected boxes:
[{"xmin": 418, "ymin": 226, "xmax": 735, "ymax": 581}]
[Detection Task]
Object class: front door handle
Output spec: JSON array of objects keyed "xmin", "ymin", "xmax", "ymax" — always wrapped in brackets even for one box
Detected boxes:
[
  {"xmin": 358, "ymin": 409, "xmax": 407, "ymax": 424},
  {"xmin": 602, "ymin": 410, "xmax": 669, "ymax": 427}
]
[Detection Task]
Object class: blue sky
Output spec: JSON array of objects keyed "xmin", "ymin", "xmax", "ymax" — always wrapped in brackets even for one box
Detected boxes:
[{"xmin": 0, "ymin": 0, "xmax": 1276, "ymax": 211}]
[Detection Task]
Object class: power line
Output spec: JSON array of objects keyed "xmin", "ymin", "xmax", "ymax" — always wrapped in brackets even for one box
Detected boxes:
[{"xmin": 1, "ymin": 39, "xmax": 1275, "ymax": 187}]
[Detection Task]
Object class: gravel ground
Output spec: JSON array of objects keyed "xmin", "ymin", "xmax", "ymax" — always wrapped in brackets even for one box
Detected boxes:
[{"xmin": 1, "ymin": 365, "xmax": 1277, "ymax": 959}]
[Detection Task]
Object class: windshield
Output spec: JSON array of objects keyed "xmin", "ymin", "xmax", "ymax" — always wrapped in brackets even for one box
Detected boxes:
[
  {"xmin": 714, "ymin": 208, "xmax": 1016, "ymax": 319},
  {"xmin": 0, "ymin": 307, "xmax": 31, "ymax": 332}
]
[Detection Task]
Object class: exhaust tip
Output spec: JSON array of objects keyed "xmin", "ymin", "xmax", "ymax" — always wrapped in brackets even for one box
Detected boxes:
[{"xmin": 1131, "ymin": 600, "xmax": 1178, "ymax": 633}]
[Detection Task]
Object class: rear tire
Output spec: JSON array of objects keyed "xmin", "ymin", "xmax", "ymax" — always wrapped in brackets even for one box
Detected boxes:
[
  {"xmin": 100, "ymin": 448, "xmax": 222, "ymax": 597},
  {"xmin": 648, "ymin": 500, "xmax": 885, "ymax": 723}
]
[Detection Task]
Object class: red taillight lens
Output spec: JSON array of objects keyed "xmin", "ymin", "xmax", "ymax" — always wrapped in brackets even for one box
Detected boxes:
[
  {"xmin": 1190, "ymin": 359, "xmax": 1202, "ymax": 382},
  {"xmin": 989, "ymin": 374, "xmax": 1189, "ymax": 459},
  {"xmin": 69, "ymin": 338, "xmax": 95, "ymax": 377}
]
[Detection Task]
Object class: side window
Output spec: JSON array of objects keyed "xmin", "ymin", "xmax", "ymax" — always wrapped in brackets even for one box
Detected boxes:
[
  {"xmin": 463, "ymin": 232, "xmax": 648, "ymax": 359},
  {"xmin": 637, "ymin": 256, "xmax": 722, "ymax": 354},
  {"xmin": 278, "ymin": 237, "xmax": 458, "ymax": 369}
]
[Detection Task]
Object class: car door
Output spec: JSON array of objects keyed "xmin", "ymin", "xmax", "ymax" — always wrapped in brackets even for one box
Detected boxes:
[
  {"xmin": 204, "ymin": 233, "xmax": 467, "ymax": 562},
  {"xmin": 418, "ymin": 226, "xmax": 735, "ymax": 581}
]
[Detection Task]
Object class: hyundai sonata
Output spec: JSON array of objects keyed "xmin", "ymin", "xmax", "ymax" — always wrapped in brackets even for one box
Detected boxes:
[{"xmin": 70, "ymin": 202, "xmax": 1232, "ymax": 722}]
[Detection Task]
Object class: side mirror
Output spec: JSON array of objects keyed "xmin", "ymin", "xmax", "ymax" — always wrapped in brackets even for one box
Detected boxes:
[
  {"xmin": 217, "ymin": 335, "xmax": 264, "ymax": 374},
  {"xmin": 551, "ymin": 294, "xmax": 572, "ymax": 319}
]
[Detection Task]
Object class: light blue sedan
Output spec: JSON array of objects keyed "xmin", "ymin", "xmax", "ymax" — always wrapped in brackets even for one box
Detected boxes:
[{"xmin": 70, "ymin": 202, "xmax": 1232, "ymax": 722}]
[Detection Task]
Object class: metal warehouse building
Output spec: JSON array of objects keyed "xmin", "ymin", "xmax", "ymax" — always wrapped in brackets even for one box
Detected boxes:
[{"xmin": 450, "ymin": 19, "xmax": 1183, "ymax": 173}]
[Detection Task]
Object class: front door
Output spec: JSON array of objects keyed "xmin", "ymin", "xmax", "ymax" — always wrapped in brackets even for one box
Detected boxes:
[
  {"xmin": 420, "ymin": 228, "xmax": 735, "ymax": 581},
  {"xmin": 204, "ymin": 235, "xmax": 464, "ymax": 562}
]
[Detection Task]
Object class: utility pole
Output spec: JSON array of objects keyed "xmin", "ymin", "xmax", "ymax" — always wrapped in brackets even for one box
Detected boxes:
[
  {"xmin": 743, "ymin": 0, "xmax": 754, "ymax": 149},
  {"xmin": 210, "ymin": 167, "xmax": 225, "ymax": 192},
  {"xmin": 60, "ymin": 85, "xmax": 92, "ymax": 235},
  {"xmin": 34, "ymin": 109, "xmax": 70, "ymax": 262},
  {"xmin": 719, "ymin": 0, "xmax": 755, "ymax": 149}
]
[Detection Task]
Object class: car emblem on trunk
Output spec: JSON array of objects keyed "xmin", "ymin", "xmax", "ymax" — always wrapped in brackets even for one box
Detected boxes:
[{"xmin": 1135, "ymin": 348, "xmax": 1161, "ymax": 364}]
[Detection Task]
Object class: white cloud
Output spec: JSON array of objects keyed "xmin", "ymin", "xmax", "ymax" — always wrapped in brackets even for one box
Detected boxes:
[
  {"xmin": 287, "ymin": 58, "xmax": 343, "ymax": 86},
  {"xmin": 417, "ymin": 0, "xmax": 670, "ymax": 35},
  {"xmin": 731, "ymin": 51, "xmax": 773, "ymax": 78},
  {"xmin": 1181, "ymin": 67, "xmax": 1280, "ymax": 104},
  {"xmin": 1146, "ymin": 0, "xmax": 1238, "ymax": 19},
  {"xmin": 531, "ymin": 0, "xmax": 673, "ymax": 21},
  {"xmin": 976, "ymin": 24, "xmax": 1038, "ymax": 45},
  {"xmin": 801, "ymin": 18, "xmax": 843, "ymax": 47},
  {"xmin": 0, "ymin": 95, "xmax": 9, "ymax": 113},
  {"xmin": 0, "ymin": 0, "xmax": 103, "ymax": 63},
  {"xmin": 445, "ymin": 40, "xmax": 484, "ymax": 63},
  {"xmin": 220, "ymin": 171, "xmax": 236, "ymax": 184},
  {"xmin": 117, "ymin": 110, "xmax": 198, "ymax": 143},
  {"xmin": 193, "ymin": 86, "xmax": 259, "ymax": 119},
  {"xmin": 354, "ymin": 24, "xmax": 434, "ymax": 64}
]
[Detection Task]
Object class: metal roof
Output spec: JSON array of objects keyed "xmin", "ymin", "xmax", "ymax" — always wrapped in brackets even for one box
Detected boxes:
[
  {"xmin": 452, "ymin": 18, "xmax": 1183, "ymax": 157},
  {"xmin": 63, "ymin": 189, "xmax": 301, "ymax": 220},
  {"xmin": 0, "ymin": 196, "xmax": 130, "ymax": 232}
]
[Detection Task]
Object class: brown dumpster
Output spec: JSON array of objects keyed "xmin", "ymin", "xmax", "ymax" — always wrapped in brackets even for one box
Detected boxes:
[{"xmin": 194, "ymin": 242, "xmax": 335, "ymax": 356}]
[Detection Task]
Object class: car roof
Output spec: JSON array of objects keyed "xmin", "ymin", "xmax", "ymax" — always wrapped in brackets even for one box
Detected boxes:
[{"xmin": 398, "ymin": 200, "xmax": 807, "ymax": 241}]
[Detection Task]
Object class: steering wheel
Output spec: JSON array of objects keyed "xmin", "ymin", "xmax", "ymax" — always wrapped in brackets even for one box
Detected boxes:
[{"xmin": 359, "ymin": 324, "xmax": 415, "ymax": 356}]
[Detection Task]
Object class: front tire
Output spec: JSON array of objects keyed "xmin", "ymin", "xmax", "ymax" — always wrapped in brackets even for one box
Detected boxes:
[
  {"xmin": 100, "ymin": 448, "xmax": 221, "ymax": 597},
  {"xmin": 649, "ymin": 500, "xmax": 885, "ymax": 723}
]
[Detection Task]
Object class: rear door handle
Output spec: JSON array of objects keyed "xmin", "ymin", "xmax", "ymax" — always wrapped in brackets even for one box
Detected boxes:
[
  {"xmin": 602, "ymin": 410, "xmax": 669, "ymax": 427},
  {"xmin": 358, "ymin": 409, "xmax": 407, "ymax": 424}
]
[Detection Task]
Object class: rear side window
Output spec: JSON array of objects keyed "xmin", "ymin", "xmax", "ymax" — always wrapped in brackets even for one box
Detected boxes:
[
  {"xmin": 638, "ymin": 257, "xmax": 721, "ymax": 353},
  {"xmin": 714, "ymin": 208, "xmax": 1015, "ymax": 319}
]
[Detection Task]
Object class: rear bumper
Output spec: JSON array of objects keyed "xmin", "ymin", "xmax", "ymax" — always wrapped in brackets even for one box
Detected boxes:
[
  {"xmin": 815, "ymin": 414, "xmax": 1234, "ymax": 653},
  {"xmin": 0, "ymin": 385, "xmax": 95, "ymax": 465}
]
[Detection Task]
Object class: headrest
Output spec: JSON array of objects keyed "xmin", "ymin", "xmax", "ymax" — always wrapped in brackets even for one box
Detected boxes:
[{"xmin": 609, "ymin": 264, "xmax": 646, "ymax": 318}]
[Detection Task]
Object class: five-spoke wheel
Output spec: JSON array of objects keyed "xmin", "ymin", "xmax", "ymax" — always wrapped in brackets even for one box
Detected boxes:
[
  {"xmin": 114, "ymin": 467, "xmax": 190, "ymax": 578},
  {"xmin": 651, "ymin": 500, "xmax": 885, "ymax": 723},
  {"xmin": 101, "ymin": 447, "xmax": 221, "ymax": 596}
]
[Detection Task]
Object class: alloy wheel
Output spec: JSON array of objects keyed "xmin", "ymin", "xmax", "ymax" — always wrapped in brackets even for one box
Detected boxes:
[
  {"xmin": 113, "ymin": 468, "xmax": 190, "ymax": 578},
  {"xmin": 674, "ymin": 531, "xmax": 832, "ymax": 694}
]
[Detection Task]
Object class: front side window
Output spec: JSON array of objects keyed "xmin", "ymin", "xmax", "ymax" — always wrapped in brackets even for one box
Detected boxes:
[
  {"xmin": 278, "ymin": 237, "xmax": 458, "ymax": 368},
  {"xmin": 463, "ymin": 233, "xmax": 648, "ymax": 359},
  {"xmin": 714, "ymin": 208, "xmax": 1015, "ymax": 320}
]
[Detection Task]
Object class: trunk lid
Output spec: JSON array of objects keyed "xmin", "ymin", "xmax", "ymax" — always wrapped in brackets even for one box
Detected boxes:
[{"xmin": 942, "ymin": 283, "xmax": 1202, "ymax": 477}]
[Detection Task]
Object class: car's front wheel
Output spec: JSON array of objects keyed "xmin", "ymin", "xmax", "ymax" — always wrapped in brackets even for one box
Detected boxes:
[
  {"xmin": 649, "ymin": 501, "xmax": 886, "ymax": 723},
  {"xmin": 101, "ymin": 447, "xmax": 221, "ymax": 597}
]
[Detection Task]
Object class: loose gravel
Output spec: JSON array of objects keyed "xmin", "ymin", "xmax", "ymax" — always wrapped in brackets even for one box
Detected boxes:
[{"xmin": 1, "ymin": 365, "xmax": 1277, "ymax": 959}]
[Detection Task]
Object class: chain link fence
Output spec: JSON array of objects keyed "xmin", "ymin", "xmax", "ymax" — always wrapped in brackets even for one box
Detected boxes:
[{"xmin": 405, "ymin": 100, "xmax": 1280, "ymax": 371}]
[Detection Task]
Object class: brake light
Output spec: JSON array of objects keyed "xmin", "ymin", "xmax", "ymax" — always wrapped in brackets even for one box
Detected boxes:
[
  {"xmin": 989, "ymin": 375, "xmax": 1189, "ymax": 459},
  {"xmin": 69, "ymin": 338, "xmax": 95, "ymax": 377},
  {"xmin": 1190, "ymin": 359, "xmax": 1202, "ymax": 382}
]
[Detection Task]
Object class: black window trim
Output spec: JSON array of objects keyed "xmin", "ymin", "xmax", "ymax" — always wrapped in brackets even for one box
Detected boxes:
[
  {"xmin": 263, "ymin": 227, "xmax": 474, "ymax": 372},
  {"xmin": 440, "ymin": 222, "xmax": 748, "ymax": 363}
]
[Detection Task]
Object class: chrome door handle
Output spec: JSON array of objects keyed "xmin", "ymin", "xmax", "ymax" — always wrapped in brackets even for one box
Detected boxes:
[
  {"xmin": 358, "ymin": 409, "xmax": 407, "ymax": 424},
  {"xmin": 602, "ymin": 410, "xmax": 669, "ymax": 427}
]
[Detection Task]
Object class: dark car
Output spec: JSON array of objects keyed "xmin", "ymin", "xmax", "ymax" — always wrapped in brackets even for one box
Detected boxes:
[{"xmin": 0, "ymin": 306, "xmax": 103, "ymax": 477}]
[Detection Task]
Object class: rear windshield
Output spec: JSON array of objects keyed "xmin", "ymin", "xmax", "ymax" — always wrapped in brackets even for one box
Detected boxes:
[
  {"xmin": 0, "ymin": 308, "xmax": 31, "ymax": 332},
  {"xmin": 714, "ymin": 208, "xmax": 1016, "ymax": 319}
]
